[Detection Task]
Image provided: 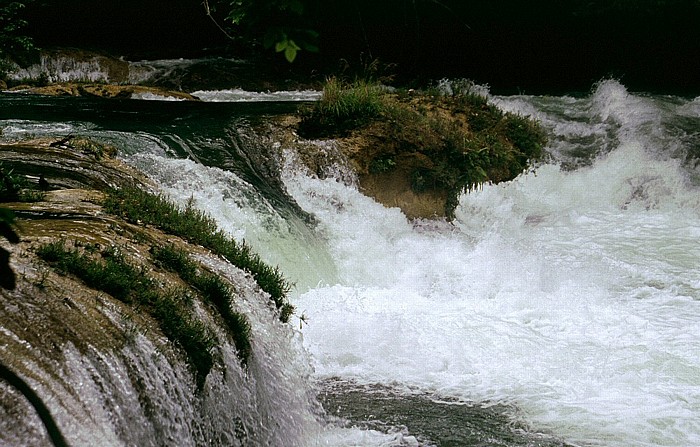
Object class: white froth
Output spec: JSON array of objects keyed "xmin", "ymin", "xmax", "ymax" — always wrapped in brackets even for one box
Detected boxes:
[
  {"xmin": 114, "ymin": 80, "xmax": 700, "ymax": 446},
  {"xmin": 191, "ymin": 89, "xmax": 322, "ymax": 102},
  {"xmin": 283, "ymin": 82, "xmax": 700, "ymax": 447}
]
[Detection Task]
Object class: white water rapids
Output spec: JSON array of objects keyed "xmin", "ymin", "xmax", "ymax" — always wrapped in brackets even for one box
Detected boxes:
[
  {"xmin": 7, "ymin": 78, "xmax": 692, "ymax": 445},
  {"xmin": 133, "ymin": 80, "xmax": 700, "ymax": 446}
]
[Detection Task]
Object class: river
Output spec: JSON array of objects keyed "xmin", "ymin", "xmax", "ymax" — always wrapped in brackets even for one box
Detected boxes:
[{"xmin": 2, "ymin": 79, "xmax": 699, "ymax": 446}]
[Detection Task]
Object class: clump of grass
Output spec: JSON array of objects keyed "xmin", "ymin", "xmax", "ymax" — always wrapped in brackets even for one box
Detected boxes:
[
  {"xmin": 150, "ymin": 289, "xmax": 215, "ymax": 385},
  {"xmin": 36, "ymin": 240, "xmax": 216, "ymax": 388},
  {"xmin": 152, "ymin": 244, "xmax": 252, "ymax": 365},
  {"xmin": 72, "ymin": 138, "xmax": 118, "ymax": 160},
  {"xmin": 36, "ymin": 242, "xmax": 146, "ymax": 302},
  {"xmin": 103, "ymin": 188, "xmax": 293, "ymax": 322},
  {"xmin": 298, "ymin": 76, "xmax": 386, "ymax": 137},
  {"xmin": 298, "ymin": 76, "xmax": 547, "ymax": 218}
]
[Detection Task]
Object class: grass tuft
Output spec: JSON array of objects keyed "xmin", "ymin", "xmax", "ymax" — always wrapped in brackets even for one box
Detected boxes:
[
  {"xmin": 298, "ymin": 76, "xmax": 386, "ymax": 137},
  {"xmin": 36, "ymin": 240, "xmax": 216, "ymax": 388},
  {"xmin": 152, "ymin": 244, "xmax": 253, "ymax": 364},
  {"xmin": 103, "ymin": 187, "xmax": 293, "ymax": 322}
]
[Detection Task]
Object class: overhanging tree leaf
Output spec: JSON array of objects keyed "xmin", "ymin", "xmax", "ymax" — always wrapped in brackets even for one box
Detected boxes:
[{"xmin": 284, "ymin": 45, "xmax": 297, "ymax": 63}]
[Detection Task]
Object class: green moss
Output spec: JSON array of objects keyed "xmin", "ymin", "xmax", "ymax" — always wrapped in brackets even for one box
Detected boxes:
[
  {"xmin": 150, "ymin": 289, "xmax": 215, "ymax": 386},
  {"xmin": 36, "ymin": 242, "xmax": 145, "ymax": 302},
  {"xmin": 103, "ymin": 188, "xmax": 293, "ymax": 322},
  {"xmin": 36, "ymin": 240, "xmax": 216, "ymax": 388},
  {"xmin": 369, "ymin": 156, "xmax": 396, "ymax": 174}
]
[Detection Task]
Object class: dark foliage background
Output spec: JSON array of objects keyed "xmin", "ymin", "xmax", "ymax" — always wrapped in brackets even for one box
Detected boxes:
[{"xmin": 19, "ymin": 0, "xmax": 700, "ymax": 94}]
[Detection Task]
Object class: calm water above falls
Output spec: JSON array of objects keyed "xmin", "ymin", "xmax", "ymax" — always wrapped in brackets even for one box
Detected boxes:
[{"xmin": 2, "ymin": 80, "xmax": 700, "ymax": 446}]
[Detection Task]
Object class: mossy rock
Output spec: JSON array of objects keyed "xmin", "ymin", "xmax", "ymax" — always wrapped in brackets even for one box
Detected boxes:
[{"xmin": 299, "ymin": 85, "xmax": 547, "ymax": 219}]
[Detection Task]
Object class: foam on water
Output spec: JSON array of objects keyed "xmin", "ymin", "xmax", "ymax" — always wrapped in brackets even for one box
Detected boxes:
[
  {"xmin": 127, "ymin": 80, "xmax": 700, "ymax": 446},
  {"xmin": 191, "ymin": 89, "xmax": 321, "ymax": 102},
  {"xmin": 280, "ymin": 81, "xmax": 700, "ymax": 446},
  {"xmin": 7, "ymin": 79, "xmax": 697, "ymax": 445}
]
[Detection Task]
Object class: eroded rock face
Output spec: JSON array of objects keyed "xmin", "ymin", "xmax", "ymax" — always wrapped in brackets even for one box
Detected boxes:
[
  {"xmin": 271, "ymin": 114, "xmax": 450, "ymax": 219},
  {"xmin": 0, "ymin": 141, "xmax": 308, "ymax": 446},
  {"xmin": 336, "ymin": 129, "xmax": 451, "ymax": 220}
]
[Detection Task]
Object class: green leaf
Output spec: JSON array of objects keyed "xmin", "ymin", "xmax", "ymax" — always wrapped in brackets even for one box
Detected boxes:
[
  {"xmin": 284, "ymin": 46, "xmax": 297, "ymax": 62},
  {"xmin": 225, "ymin": 1, "xmax": 247, "ymax": 24},
  {"xmin": 275, "ymin": 40, "xmax": 287, "ymax": 52},
  {"xmin": 300, "ymin": 41, "xmax": 319, "ymax": 52},
  {"xmin": 287, "ymin": 0, "xmax": 304, "ymax": 14}
]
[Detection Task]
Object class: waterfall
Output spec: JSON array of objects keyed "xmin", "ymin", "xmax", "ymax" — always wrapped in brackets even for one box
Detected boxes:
[{"xmin": 2, "ymin": 80, "xmax": 700, "ymax": 446}]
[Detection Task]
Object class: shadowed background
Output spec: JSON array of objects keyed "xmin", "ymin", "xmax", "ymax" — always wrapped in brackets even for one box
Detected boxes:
[{"xmin": 24, "ymin": 0, "xmax": 700, "ymax": 95}]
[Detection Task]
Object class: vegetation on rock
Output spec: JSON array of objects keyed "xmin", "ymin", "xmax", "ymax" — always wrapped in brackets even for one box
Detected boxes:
[
  {"xmin": 151, "ymin": 244, "xmax": 253, "ymax": 365},
  {"xmin": 36, "ymin": 239, "xmax": 218, "ymax": 388},
  {"xmin": 103, "ymin": 186, "xmax": 294, "ymax": 322},
  {"xmin": 1, "ymin": 139, "xmax": 295, "ymax": 394},
  {"xmin": 298, "ymin": 76, "xmax": 386, "ymax": 137},
  {"xmin": 0, "ymin": 162, "xmax": 45, "ymax": 202},
  {"xmin": 298, "ymin": 77, "xmax": 547, "ymax": 218}
]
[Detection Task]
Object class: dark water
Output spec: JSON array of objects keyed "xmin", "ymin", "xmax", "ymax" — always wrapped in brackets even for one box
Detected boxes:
[
  {"xmin": 0, "ymin": 94, "xmax": 308, "ymax": 217},
  {"xmin": 319, "ymin": 379, "xmax": 573, "ymax": 447}
]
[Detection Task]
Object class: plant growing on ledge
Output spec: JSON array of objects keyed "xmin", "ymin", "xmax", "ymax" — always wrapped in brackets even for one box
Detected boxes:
[
  {"xmin": 103, "ymin": 187, "xmax": 294, "ymax": 322},
  {"xmin": 36, "ymin": 240, "xmax": 217, "ymax": 388},
  {"xmin": 298, "ymin": 76, "xmax": 387, "ymax": 137},
  {"xmin": 298, "ymin": 77, "xmax": 547, "ymax": 219},
  {"xmin": 0, "ymin": 164, "xmax": 45, "ymax": 202},
  {"xmin": 151, "ymin": 244, "xmax": 252, "ymax": 364}
]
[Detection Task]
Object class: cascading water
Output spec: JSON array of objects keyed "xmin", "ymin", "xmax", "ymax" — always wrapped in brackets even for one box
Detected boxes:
[
  {"xmin": 2, "ymin": 79, "xmax": 700, "ymax": 446},
  {"xmin": 280, "ymin": 80, "xmax": 700, "ymax": 446}
]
